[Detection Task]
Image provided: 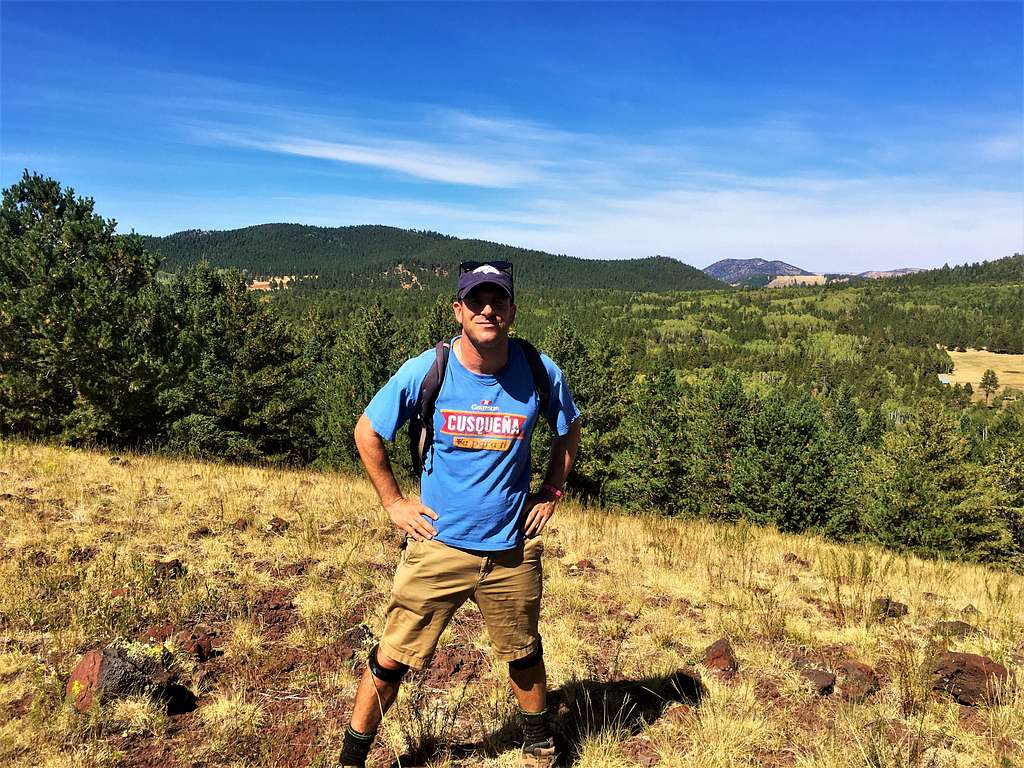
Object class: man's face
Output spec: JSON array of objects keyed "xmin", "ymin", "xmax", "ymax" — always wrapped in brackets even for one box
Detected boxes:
[{"xmin": 453, "ymin": 285, "xmax": 516, "ymax": 348}]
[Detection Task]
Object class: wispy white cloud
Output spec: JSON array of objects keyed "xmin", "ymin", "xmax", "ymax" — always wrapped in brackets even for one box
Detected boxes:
[
  {"xmin": 11, "ymin": 64, "xmax": 1020, "ymax": 270},
  {"xmin": 202, "ymin": 131, "xmax": 541, "ymax": 188}
]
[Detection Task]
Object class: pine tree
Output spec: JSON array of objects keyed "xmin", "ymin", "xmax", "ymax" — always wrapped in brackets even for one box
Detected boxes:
[
  {"xmin": 730, "ymin": 391, "xmax": 850, "ymax": 534},
  {"xmin": 315, "ymin": 298, "xmax": 403, "ymax": 470},
  {"xmin": 684, "ymin": 368, "xmax": 750, "ymax": 519},
  {"xmin": 602, "ymin": 367, "xmax": 690, "ymax": 514},
  {"xmin": 0, "ymin": 171, "xmax": 163, "ymax": 443},
  {"xmin": 414, "ymin": 293, "xmax": 458, "ymax": 352},
  {"xmin": 861, "ymin": 399, "xmax": 1013, "ymax": 562},
  {"xmin": 980, "ymin": 369, "xmax": 1000, "ymax": 404},
  {"xmin": 158, "ymin": 262, "xmax": 311, "ymax": 463}
]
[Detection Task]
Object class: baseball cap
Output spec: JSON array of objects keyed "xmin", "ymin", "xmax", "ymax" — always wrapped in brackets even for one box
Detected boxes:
[{"xmin": 457, "ymin": 260, "xmax": 514, "ymax": 301}]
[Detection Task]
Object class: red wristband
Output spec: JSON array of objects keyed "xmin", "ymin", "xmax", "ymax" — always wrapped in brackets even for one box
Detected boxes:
[{"xmin": 541, "ymin": 483, "xmax": 563, "ymax": 499}]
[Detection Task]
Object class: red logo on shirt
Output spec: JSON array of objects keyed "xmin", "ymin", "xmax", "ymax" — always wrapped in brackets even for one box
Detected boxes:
[{"xmin": 440, "ymin": 409, "xmax": 526, "ymax": 451}]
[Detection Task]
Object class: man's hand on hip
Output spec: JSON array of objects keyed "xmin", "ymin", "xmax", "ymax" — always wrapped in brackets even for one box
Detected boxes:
[
  {"xmin": 523, "ymin": 493, "xmax": 557, "ymax": 538},
  {"xmin": 384, "ymin": 498, "xmax": 439, "ymax": 541}
]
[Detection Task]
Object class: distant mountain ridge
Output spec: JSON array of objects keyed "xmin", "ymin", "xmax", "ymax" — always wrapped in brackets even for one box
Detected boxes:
[
  {"xmin": 703, "ymin": 258, "xmax": 811, "ymax": 285},
  {"xmin": 704, "ymin": 259, "xmax": 933, "ymax": 287},
  {"xmin": 143, "ymin": 223, "xmax": 725, "ymax": 293}
]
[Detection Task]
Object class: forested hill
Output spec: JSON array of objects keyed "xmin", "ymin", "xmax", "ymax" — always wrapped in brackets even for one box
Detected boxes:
[
  {"xmin": 143, "ymin": 223, "xmax": 725, "ymax": 292},
  {"xmin": 892, "ymin": 253, "xmax": 1024, "ymax": 287}
]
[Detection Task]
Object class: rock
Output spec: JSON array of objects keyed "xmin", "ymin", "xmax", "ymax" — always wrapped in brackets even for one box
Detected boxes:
[
  {"xmin": 232, "ymin": 517, "xmax": 250, "ymax": 531},
  {"xmin": 931, "ymin": 651, "xmax": 1008, "ymax": 706},
  {"xmin": 835, "ymin": 660, "xmax": 879, "ymax": 701},
  {"xmin": 933, "ymin": 620, "xmax": 982, "ymax": 639},
  {"xmin": 175, "ymin": 628, "xmax": 215, "ymax": 662},
  {"xmin": 575, "ymin": 559, "xmax": 596, "ymax": 571},
  {"xmin": 66, "ymin": 649, "xmax": 104, "ymax": 711},
  {"xmin": 871, "ymin": 597, "xmax": 909, "ymax": 620},
  {"xmin": 782, "ymin": 552, "xmax": 810, "ymax": 567},
  {"xmin": 702, "ymin": 638, "xmax": 739, "ymax": 677},
  {"xmin": 961, "ymin": 604, "xmax": 980, "ymax": 620},
  {"xmin": 65, "ymin": 641, "xmax": 195, "ymax": 713},
  {"xmin": 188, "ymin": 525, "xmax": 213, "ymax": 539},
  {"xmin": 138, "ymin": 622, "xmax": 176, "ymax": 644},
  {"xmin": 266, "ymin": 516, "xmax": 290, "ymax": 534},
  {"xmin": 153, "ymin": 558, "xmax": 185, "ymax": 580},
  {"xmin": 545, "ymin": 544, "xmax": 566, "ymax": 559},
  {"xmin": 138, "ymin": 622, "xmax": 214, "ymax": 662},
  {"xmin": 800, "ymin": 667, "xmax": 836, "ymax": 696}
]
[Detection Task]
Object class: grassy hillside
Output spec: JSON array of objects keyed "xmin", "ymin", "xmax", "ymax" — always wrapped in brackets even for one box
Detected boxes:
[
  {"xmin": 1, "ymin": 442, "xmax": 1022, "ymax": 768},
  {"xmin": 142, "ymin": 224, "xmax": 725, "ymax": 292}
]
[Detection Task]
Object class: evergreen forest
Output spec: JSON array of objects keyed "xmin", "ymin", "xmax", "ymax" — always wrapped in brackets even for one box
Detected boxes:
[{"xmin": 4, "ymin": 171, "xmax": 1024, "ymax": 569}]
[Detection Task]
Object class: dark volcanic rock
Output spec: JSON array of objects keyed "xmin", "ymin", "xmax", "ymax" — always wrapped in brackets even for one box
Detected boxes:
[
  {"xmin": 932, "ymin": 620, "xmax": 982, "ymax": 639},
  {"xmin": 800, "ymin": 667, "xmax": 836, "ymax": 696},
  {"xmin": 931, "ymin": 651, "xmax": 1008, "ymax": 706},
  {"xmin": 176, "ymin": 627, "xmax": 215, "ymax": 661},
  {"xmin": 252, "ymin": 587, "xmax": 298, "ymax": 641},
  {"xmin": 871, "ymin": 597, "xmax": 909, "ymax": 620},
  {"xmin": 153, "ymin": 558, "xmax": 185, "ymax": 580},
  {"xmin": 702, "ymin": 638, "xmax": 739, "ymax": 677},
  {"xmin": 266, "ymin": 516, "xmax": 290, "ymax": 534},
  {"xmin": 138, "ymin": 622, "xmax": 176, "ymax": 644},
  {"xmin": 835, "ymin": 659, "xmax": 879, "ymax": 702},
  {"xmin": 65, "ymin": 641, "xmax": 195, "ymax": 713}
]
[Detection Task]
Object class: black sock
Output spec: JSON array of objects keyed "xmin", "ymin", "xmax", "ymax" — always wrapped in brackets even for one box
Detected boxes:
[
  {"xmin": 339, "ymin": 725, "xmax": 376, "ymax": 766},
  {"xmin": 520, "ymin": 708, "xmax": 552, "ymax": 746}
]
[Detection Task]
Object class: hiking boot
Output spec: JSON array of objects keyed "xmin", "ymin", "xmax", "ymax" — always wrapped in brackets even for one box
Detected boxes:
[{"xmin": 521, "ymin": 738, "xmax": 557, "ymax": 768}]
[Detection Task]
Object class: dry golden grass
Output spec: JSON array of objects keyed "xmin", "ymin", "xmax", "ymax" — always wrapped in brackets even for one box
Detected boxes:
[
  {"xmin": 945, "ymin": 347, "xmax": 1024, "ymax": 400},
  {"xmin": 1, "ymin": 440, "xmax": 1022, "ymax": 768}
]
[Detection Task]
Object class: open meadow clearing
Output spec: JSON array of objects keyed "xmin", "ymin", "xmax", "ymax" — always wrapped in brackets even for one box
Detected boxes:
[
  {"xmin": 1, "ymin": 442, "xmax": 1022, "ymax": 768},
  {"xmin": 945, "ymin": 348, "xmax": 1024, "ymax": 400}
]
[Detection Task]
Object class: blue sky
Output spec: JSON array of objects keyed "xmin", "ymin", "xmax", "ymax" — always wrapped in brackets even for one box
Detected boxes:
[{"xmin": 2, "ymin": 2, "xmax": 1021, "ymax": 272}]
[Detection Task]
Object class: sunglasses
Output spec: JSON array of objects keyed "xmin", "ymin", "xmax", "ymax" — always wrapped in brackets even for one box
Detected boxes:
[{"xmin": 458, "ymin": 260, "xmax": 514, "ymax": 276}]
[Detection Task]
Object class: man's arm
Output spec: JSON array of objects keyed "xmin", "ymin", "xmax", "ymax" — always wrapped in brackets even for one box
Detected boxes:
[
  {"xmin": 354, "ymin": 413, "xmax": 438, "ymax": 541},
  {"xmin": 523, "ymin": 417, "xmax": 581, "ymax": 537}
]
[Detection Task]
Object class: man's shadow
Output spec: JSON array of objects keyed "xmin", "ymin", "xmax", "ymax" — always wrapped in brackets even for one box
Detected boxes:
[{"xmin": 437, "ymin": 669, "xmax": 704, "ymax": 767}]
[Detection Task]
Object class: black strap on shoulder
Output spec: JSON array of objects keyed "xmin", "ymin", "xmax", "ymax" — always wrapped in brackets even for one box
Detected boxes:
[
  {"xmin": 513, "ymin": 338, "xmax": 554, "ymax": 429},
  {"xmin": 408, "ymin": 341, "xmax": 449, "ymax": 476}
]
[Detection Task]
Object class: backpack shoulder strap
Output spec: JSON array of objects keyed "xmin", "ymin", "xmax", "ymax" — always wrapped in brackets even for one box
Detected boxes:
[
  {"xmin": 409, "ymin": 341, "xmax": 449, "ymax": 475},
  {"xmin": 513, "ymin": 338, "xmax": 554, "ymax": 428}
]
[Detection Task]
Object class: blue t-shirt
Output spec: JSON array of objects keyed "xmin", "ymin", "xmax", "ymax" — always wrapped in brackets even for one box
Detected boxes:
[{"xmin": 364, "ymin": 338, "xmax": 580, "ymax": 551}]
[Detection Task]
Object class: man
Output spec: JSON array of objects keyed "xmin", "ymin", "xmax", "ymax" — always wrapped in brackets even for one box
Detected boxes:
[{"xmin": 338, "ymin": 260, "xmax": 582, "ymax": 768}]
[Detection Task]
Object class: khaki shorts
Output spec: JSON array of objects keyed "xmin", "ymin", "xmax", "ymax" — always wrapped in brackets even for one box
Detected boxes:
[{"xmin": 378, "ymin": 536, "xmax": 544, "ymax": 670}]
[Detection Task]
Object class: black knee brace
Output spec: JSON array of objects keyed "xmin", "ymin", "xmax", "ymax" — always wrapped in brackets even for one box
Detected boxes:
[
  {"xmin": 509, "ymin": 639, "xmax": 544, "ymax": 671},
  {"xmin": 368, "ymin": 644, "xmax": 408, "ymax": 683}
]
